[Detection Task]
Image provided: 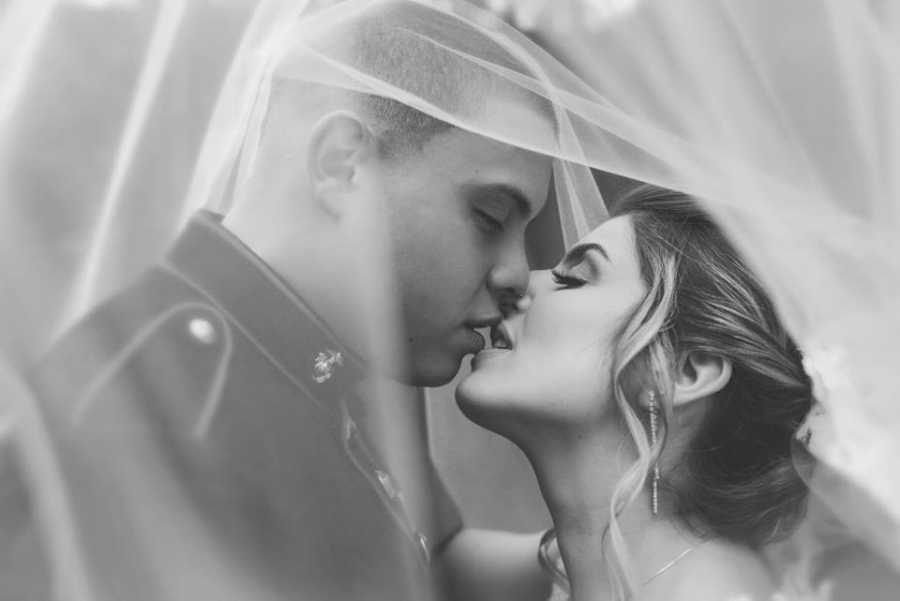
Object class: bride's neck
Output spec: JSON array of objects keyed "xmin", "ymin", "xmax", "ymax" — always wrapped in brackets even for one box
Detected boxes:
[
  {"xmin": 528, "ymin": 435, "xmax": 621, "ymax": 531},
  {"xmin": 525, "ymin": 431, "xmax": 630, "ymax": 600},
  {"xmin": 524, "ymin": 432, "xmax": 668, "ymax": 601}
]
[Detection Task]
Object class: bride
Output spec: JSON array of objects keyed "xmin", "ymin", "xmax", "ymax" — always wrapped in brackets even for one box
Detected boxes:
[{"xmin": 456, "ymin": 185, "xmax": 814, "ymax": 601}]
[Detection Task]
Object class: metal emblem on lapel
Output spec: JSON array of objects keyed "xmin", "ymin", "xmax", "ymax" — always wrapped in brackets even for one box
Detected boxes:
[{"xmin": 312, "ymin": 349, "xmax": 344, "ymax": 383}]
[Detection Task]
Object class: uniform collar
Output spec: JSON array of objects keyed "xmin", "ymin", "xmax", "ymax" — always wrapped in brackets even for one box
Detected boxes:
[{"xmin": 164, "ymin": 210, "xmax": 365, "ymax": 402}]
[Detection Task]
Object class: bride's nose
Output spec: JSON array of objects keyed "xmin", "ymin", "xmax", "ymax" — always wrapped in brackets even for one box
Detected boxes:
[
  {"xmin": 517, "ymin": 269, "xmax": 552, "ymax": 311},
  {"xmin": 501, "ymin": 270, "xmax": 550, "ymax": 317}
]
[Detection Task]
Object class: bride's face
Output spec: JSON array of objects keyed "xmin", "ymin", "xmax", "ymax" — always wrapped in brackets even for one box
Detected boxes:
[{"xmin": 456, "ymin": 216, "xmax": 647, "ymax": 436}]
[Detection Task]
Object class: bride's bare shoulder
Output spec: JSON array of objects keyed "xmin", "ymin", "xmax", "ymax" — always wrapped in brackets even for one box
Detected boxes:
[{"xmin": 642, "ymin": 540, "xmax": 775, "ymax": 601}]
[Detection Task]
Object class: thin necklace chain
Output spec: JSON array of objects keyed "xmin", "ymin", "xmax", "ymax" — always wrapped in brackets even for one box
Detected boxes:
[
  {"xmin": 642, "ymin": 544, "xmax": 697, "ymax": 585},
  {"xmin": 539, "ymin": 530, "xmax": 702, "ymax": 591}
]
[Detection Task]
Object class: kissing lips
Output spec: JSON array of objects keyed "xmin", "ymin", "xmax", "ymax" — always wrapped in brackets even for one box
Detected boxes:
[
  {"xmin": 489, "ymin": 322, "xmax": 514, "ymax": 350},
  {"xmin": 470, "ymin": 322, "xmax": 514, "ymax": 370},
  {"xmin": 462, "ymin": 315, "xmax": 501, "ymax": 356},
  {"xmin": 462, "ymin": 327, "xmax": 486, "ymax": 355}
]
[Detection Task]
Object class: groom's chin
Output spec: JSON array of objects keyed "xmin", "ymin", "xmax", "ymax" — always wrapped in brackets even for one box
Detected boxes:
[{"xmin": 404, "ymin": 353, "xmax": 464, "ymax": 388}]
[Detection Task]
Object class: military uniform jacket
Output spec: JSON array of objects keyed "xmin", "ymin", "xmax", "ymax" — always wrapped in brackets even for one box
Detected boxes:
[{"xmin": 0, "ymin": 211, "xmax": 462, "ymax": 601}]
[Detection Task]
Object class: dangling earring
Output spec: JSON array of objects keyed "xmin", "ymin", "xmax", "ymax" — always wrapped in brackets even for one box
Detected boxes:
[{"xmin": 648, "ymin": 391, "xmax": 661, "ymax": 516}]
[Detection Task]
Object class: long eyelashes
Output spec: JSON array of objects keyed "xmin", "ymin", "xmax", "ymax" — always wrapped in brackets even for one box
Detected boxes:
[{"xmin": 551, "ymin": 269, "xmax": 586, "ymax": 288}]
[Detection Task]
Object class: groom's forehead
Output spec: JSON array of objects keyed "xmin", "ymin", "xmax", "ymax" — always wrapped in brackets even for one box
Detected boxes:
[
  {"xmin": 468, "ymin": 95, "xmax": 558, "ymax": 160},
  {"xmin": 411, "ymin": 121, "xmax": 552, "ymax": 194},
  {"xmin": 410, "ymin": 96, "xmax": 556, "ymax": 163}
]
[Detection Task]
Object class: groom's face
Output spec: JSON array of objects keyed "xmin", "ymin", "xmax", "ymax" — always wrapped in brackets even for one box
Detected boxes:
[{"xmin": 377, "ymin": 104, "xmax": 552, "ymax": 386}]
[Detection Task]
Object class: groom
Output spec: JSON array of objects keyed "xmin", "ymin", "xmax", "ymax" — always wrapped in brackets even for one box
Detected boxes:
[{"xmin": 2, "ymin": 2, "xmax": 556, "ymax": 601}]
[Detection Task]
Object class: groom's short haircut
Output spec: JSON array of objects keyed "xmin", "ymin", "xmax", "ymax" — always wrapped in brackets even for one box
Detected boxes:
[
  {"xmin": 270, "ymin": 0, "xmax": 555, "ymax": 159},
  {"xmin": 347, "ymin": 1, "xmax": 554, "ymax": 157}
]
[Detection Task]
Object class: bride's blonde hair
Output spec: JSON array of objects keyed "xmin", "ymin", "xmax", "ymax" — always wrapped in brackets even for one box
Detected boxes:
[{"xmin": 602, "ymin": 185, "xmax": 813, "ymax": 600}]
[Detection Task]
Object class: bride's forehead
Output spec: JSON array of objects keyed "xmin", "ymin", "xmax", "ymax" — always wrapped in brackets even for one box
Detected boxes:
[{"xmin": 578, "ymin": 215, "xmax": 634, "ymax": 249}]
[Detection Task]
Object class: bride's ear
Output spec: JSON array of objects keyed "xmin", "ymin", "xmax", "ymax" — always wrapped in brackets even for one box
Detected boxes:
[{"xmin": 672, "ymin": 351, "xmax": 732, "ymax": 407}]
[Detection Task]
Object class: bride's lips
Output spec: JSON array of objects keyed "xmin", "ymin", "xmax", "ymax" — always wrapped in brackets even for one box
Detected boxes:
[{"xmin": 489, "ymin": 322, "xmax": 514, "ymax": 350}]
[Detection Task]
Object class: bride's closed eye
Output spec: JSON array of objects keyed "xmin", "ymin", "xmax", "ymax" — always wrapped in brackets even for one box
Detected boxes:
[
  {"xmin": 551, "ymin": 245, "xmax": 604, "ymax": 289},
  {"xmin": 551, "ymin": 242, "xmax": 607, "ymax": 289},
  {"xmin": 551, "ymin": 268, "xmax": 587, "ymax": 289}
]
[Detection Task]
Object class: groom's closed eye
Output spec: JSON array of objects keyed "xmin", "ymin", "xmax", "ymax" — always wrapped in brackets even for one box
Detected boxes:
[
  {"xmin": 466, "ymin": 183, "xmax": 535, "ymax": 219},
  {"xmin": 471, "ymin": 195, "xmax": 513, "ymax": 233}
]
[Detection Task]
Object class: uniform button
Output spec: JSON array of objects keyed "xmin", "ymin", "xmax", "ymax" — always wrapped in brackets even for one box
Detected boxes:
[
  {"xmin": 375, "ymin": 470, "xmax": 398, "ymax": 499},
  {"xmin": 187, "ymin": 318, "xmax": 217, "ymax": 344},
  {"xmin": 415, "ymin": 532, "xmax": 430, "ymax": 563}
]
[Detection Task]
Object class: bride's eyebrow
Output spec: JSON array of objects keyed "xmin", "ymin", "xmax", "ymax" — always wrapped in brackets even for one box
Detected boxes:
[{"xmin": 564, "ymin": 242, "xmax": 610, "ymax": 265}]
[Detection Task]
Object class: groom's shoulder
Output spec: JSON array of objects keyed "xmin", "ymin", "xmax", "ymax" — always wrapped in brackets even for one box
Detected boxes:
[
  {"xmin": 36, "ymin": 266, "xmax": 207, "ymax": 359},
  {"xmin": 28, "ymin": 266, "xmax": 232, "ymax": 415}
]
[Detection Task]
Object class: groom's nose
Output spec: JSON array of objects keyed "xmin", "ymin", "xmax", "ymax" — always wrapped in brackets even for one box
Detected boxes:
[
  {"xmin": 500, "ymin": 269, "xmax": 545, "ymax": 317},
  {"xmin": 487, "ymin": 237, "xmax": 530, "ymax": 303}
]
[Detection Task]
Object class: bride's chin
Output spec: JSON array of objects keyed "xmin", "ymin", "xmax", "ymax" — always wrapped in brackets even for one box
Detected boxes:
[
  {"xmin": 455, "ymin": 374, "xmax": 536, "ymax": 447},
  {"xmin": 456, "ymin": 374, "xmax": 507, "ymax": 429},
  {"xmin": 454, "ymin": 375, "xmax": 487, "ymax": 416}
]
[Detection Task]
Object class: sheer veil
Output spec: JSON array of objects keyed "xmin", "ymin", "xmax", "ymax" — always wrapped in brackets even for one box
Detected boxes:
[{"xmin": 1, "ymin": 0, "xmax": 899, "ymax": 599}]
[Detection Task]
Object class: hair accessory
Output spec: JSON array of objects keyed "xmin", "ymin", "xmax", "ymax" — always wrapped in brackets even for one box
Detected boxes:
[{"xmin": 648, "ymin": 391, "xmax": 661, "ymax": 515}]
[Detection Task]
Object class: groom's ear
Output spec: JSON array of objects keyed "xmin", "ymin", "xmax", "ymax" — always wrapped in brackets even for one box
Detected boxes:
[
  {"xmin": 672, "ymin": 350, "xmax": 732, "ymax": 407},
  {"xmin": 306, "ymin": 110, "xmax": 378, "ymax": 218}
]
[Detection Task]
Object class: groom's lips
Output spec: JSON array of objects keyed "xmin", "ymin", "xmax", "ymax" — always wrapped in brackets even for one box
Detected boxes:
[
  {"xmin": 461, "ymin": 328, "xmax": 486, "ymax": 354},
  {"xmin": 469, "ymin": 321, "xmax": 514, "ymax": 370}
]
